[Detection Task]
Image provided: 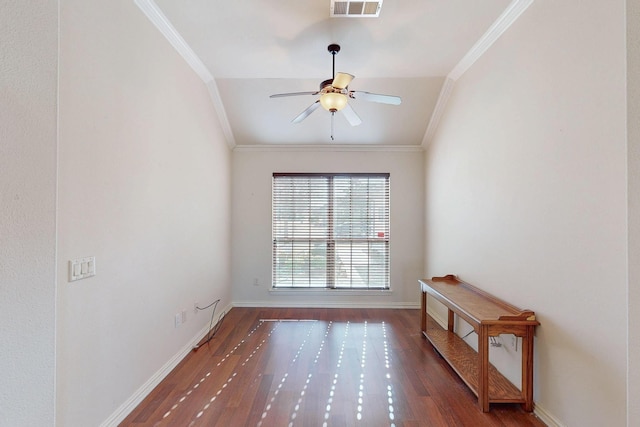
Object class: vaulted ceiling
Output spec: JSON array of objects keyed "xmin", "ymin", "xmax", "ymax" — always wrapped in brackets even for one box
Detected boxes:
[{"xmin": 139, "ymin": 0, "xmax": 528, "ymax": 147}]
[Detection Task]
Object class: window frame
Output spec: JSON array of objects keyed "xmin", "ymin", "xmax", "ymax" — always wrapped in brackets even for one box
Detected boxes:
[{"xmin": 272, "ymin": 172, "xmax": 390, "ymax": 290}]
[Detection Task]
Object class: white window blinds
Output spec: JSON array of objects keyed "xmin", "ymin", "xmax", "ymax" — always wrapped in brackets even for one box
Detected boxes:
[{"xmin": 272, "ymin": 173, "xmax": 390, "ymax": 289}]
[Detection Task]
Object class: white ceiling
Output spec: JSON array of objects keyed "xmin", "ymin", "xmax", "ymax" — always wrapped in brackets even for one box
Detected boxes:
[{"xmin": 147, "ymin": 0, "xmax": 516, "ymax": 147}]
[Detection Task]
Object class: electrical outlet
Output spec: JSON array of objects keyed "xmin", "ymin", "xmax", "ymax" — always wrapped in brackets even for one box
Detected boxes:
[
  {"xmin": 510, "ymin": 335, "xmax": 518, "ymax": 351},
  {"xmin": 194, "ymin": 302, "xmax": 199, "ymax": 314},
  {"xmin": 174, "ymin": 313, "xmax": 182, "ymax": 328},
  {"xmin": 253, "ymin": 278, "xmax": 259, "ymax": 286}
]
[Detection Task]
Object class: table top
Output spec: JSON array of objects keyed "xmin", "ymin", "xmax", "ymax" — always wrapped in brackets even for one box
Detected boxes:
[{"xmin": 419, "ymin": 275, "xmax": 539, "ymax": 325}]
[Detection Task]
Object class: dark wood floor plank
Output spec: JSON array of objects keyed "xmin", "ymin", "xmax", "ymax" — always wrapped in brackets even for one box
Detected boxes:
[{"xmin": 119, "ymin": 308, "xmax": 546, "ymax": 427}]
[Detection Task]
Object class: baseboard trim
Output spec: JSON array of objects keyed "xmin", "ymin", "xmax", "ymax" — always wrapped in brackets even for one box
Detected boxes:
[
  {"xmin": 99, "ymin": 303, "xmax": 233, "ymax": 427},
  {"xmin": 533, "ymin": 403, "xmax": 565, "ymax": 427},
  {"xmin": 232, "ymin": 301, "xmax": 420, "ymax": 309},
  {"xmin": 426, "ymin": 309, "xmax": 448, "ymax": 329}
]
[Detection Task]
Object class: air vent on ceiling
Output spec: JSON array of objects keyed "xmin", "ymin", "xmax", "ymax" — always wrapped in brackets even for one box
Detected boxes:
[{"xmin": 330, "ymin": 1, "xmax": 383, "ymax": 18}]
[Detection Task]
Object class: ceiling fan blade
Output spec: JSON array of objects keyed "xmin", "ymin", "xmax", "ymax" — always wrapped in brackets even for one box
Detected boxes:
[
  {"xmin": 292, "ymin": 101, "xmax": 321, "ymax": 123},
  {"xmin": 341, "ymin": 103, "xmax": 362, "ymax": 126},
  {"xmin": 349, "ymin": 91, "xmax": 401, "ymax": 105},
  {"xmin": 270, "ymin": 91, "xmax": 318, "ymax": 98},
  {"xmin": 332, "ymin": 72, "xmax": 354, "ymax": 89}
]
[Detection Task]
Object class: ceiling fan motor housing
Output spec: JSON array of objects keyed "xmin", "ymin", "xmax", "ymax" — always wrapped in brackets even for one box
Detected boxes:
[{"xmin": 319, "ymin": 79, "xmax": 347, "ymax": 93}]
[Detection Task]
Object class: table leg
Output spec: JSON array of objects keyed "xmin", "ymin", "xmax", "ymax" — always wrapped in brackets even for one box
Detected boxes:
[
  {"xmin": 478, "ymin": 326, "xmax": 490, "ymax": 412},
  {"xmin": 522, "ymin": 326, "xmax": 535, "ymax": 412},
  {"xmin": 448, "ymin": 309, "xmax": 455, "ymax": 333},
  {"xmin": 421, "ymin": 291, "xmax": 426, "ymax": 334}
]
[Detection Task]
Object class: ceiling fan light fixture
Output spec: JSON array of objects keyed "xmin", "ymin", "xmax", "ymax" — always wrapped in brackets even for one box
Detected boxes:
[{"xmin": 320, "ymin": 92, "xmax": 348, "ymax": 112}]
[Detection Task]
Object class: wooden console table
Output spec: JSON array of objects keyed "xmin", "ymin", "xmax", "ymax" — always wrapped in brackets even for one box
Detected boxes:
[{"xmin": 419, "ymin": 275, "xmax": 539, "ymax": 412}]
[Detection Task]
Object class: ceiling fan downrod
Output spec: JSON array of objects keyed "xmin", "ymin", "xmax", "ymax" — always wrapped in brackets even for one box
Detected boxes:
[{"xmin": 328, "ymin": 43, "xmax": 340, "ymax": 80}]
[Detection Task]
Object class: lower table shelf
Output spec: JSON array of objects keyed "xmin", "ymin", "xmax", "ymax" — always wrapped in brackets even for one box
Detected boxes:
[{"xmin": 424, "ymin": 314, "xmax": 524, "ymax": 404}]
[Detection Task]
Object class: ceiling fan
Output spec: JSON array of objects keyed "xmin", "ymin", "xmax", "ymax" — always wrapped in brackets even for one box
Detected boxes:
[{"xmin": 269, "ymin": 44, "xmax": 401, "ymax": 139}]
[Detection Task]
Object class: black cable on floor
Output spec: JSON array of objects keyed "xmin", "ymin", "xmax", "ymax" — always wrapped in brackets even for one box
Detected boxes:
[{"xmin": 193, "ymin": 299, "xmax": 224, "ymax": 351}]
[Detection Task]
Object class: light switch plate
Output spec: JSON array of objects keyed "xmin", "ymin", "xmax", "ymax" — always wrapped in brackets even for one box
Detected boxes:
[{"xmin": 69, "ymin": 256, "xmax": 96, "ymax": 282}]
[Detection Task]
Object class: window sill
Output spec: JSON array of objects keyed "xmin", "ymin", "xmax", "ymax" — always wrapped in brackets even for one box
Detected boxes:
[{"xmin": 269, "ymin": 288, "xmax": 393, "ymax": 297}]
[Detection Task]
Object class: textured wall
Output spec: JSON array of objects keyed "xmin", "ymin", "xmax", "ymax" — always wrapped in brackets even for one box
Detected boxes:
[
  {"xmin": 628, "ymin": 0, "xmax": 640, "ymax": 423},
  {"xmin": 0, "ymin": 1, "xmax": 58, "ymax": 425},
  {"xmin": 425, "ymin": 1, "xmax": 627, "ymax": 425},
  {"xmin": 56, "ymin": 0, "xmax": 232, "ymax": 425}
]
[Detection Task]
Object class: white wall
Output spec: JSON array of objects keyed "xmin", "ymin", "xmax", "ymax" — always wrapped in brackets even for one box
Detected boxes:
[
  {"xmin": 424, "ymin": 1, "xmax": 627, "ymax": 426},
  {"xmin": 0, "ymin": 1, "xmax": 58, "ymax": 425},
  {"xmin": 56, "ymin": 1, "xmax": 232, "ymax": 425},
  {"xmin": 232, "ymin": 148, "xmax": 424, "ymax": 307},
  {"xmin": 628, "ymin": 0, "xmax": 640, "ymax": 423}
]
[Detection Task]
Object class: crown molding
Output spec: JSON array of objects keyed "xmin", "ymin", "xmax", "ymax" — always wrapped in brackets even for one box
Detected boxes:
[
  {"xmin": 449, "ymin": 0, "xmax": 534, "ymax": 80},
  {"xmin": 421, "ymin": 77, "xmax": 455, "ymax": 148},
  {"xmin": 205, "ymin": 81, "xmax": 236, "ymax": 148},
  {"xmin": 136, "ymin": 0, "xmax": 533, "ymax": 151},
  {"xmin": 233, "ymin": 144, "xmax": 424, "ymax": 153},
  {"xmin": 134, "ymin": 0, "xmax": 212, "ymax": 81},
  {"xmin": 135, "ymin": 0, "xmax": 236, "ymax": 149},
  {"xmin": 422, "ymin": 0, "xmax": 534, "ymax": 148}
]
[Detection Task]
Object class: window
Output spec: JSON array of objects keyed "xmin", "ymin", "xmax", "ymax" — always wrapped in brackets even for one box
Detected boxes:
[{"xmin": 272, "ymin": 173, "xmax": 390, "ymax": 289}]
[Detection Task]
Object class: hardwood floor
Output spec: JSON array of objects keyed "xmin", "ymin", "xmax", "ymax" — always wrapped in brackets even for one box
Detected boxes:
[{"xmin": 120, "ymin": 308, "xmax": 545, "ymax": 427}]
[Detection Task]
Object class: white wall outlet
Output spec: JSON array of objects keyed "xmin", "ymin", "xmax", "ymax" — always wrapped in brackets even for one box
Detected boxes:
[
  {"xmin": 174, "ymin": 313, "xmax": 182, "ymax": 328},
  {"xmin": 69, "ymin": 256, "xmax": 96, "ymax": 282}
]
